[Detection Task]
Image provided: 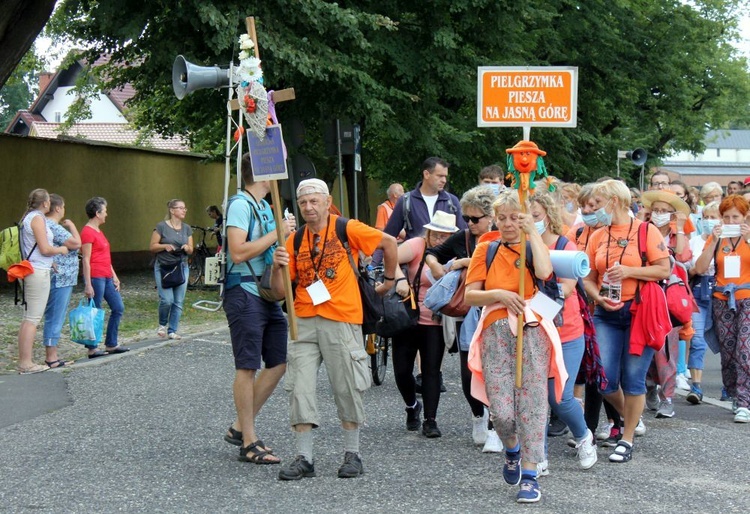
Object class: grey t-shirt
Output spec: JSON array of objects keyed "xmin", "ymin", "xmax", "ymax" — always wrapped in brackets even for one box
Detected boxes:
[{"xmin": 154, "ymin": 221, "xmax": 193, "ymax": 266}]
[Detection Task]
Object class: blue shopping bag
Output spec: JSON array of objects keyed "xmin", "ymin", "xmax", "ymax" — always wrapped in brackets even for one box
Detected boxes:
[{"xmin": 68, "ymin": 298, "xmax": 105, "ymax": 345}]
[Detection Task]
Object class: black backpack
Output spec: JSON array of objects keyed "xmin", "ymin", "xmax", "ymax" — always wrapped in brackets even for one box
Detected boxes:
[{"xmin": 294, "ymin": 217, "xmax": 383, "ymax": 333}]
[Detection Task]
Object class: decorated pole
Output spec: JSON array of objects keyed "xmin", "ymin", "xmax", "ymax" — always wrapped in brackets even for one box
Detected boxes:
[{"xmin": 506, "ymin": 141, "xmax": 548, "ymax": 389}]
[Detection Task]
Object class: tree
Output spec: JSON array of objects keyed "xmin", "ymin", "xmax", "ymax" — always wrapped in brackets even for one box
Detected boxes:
[
  {"xmin": 0, "ymin": 0, "xmax": 56, "ymax": 89},
  {"xmin": 47, "ymin": 0, "xmax": 750, "ymax": 197},
  {"xmin": 0, "ymin": 49, "xmax": 44, "ymax": 128}
]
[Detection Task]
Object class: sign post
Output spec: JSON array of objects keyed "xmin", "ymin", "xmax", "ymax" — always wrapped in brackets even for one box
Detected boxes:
[{"xmin": 477, "ymin": 65, "xmax": 578, "ymax": 388}]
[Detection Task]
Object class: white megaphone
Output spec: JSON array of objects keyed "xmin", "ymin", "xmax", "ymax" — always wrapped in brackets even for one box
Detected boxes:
[{"xmin": 172, "ymin": 55, "xmax": 231, "ymax": 99}]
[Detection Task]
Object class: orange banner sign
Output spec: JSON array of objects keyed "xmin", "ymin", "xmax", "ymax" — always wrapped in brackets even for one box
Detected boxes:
[{"xmin": 477, "ymin": 67, "xmax": 578, "ymax": 128}]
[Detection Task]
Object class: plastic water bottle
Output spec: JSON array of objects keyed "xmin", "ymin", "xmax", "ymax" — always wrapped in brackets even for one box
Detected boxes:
[{"xmin": 607, "ymin": 262, "xmax": 622, "ymax": 302}]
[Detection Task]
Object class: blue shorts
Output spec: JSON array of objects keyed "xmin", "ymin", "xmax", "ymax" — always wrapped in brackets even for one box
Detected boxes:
[{"xmin": 224, "ymin": 286, "xmax": 288, "ymax": 370}]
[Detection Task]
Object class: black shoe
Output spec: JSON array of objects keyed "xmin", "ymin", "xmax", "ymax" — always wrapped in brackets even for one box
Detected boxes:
[
  {"xmin": 405, "ymin": 401, "xmax": 423, "ymax": 431},
  {"xmin": 547, "ymin": 415, "xmax": 568, "ymax": 437},
  {"xmin": 600, "ymin": 427, "xmax": 622, "ymax": 448},
  {"xmin": 422, "ymin": 418, "xmax": 442, "ymax": 438},
  {"xmin": 278, "ymin": 456, "xmax": 315, "ymax": 480},
  {"xmin": 337, "ymin": 451, "xmax": 364, "ymax": 478},
  {"xmin": 415, "ymin": 374, "xmax": 423, "ymax": 395},
  {"xmin": 439, "ymin": 371, "xmax": 447, "ymax": 393}
]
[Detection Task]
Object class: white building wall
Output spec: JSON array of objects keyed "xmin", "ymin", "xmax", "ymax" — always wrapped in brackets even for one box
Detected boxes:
[{"xmin": 40, "ymin": 86, "xmax": 126, "ymax": 123}]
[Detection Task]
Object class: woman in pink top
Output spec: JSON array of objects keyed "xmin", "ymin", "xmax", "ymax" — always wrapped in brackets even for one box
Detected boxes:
[
  {"xmin": 529, "ymin": 191, "xmax": 597, "ymax": 471},
  {"xmin": 81, "ymin": 197, "xmax": 129, "ymax": 358},
  {"xmin": 391, "ymin": 210, "xmax": 459, "ymax": 439}
]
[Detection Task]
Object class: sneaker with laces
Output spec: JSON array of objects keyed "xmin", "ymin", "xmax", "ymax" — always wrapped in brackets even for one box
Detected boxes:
[
  {"xmin": 595, "ymin": 421, "xmax": 614, "ymax": 441},
  {"xmin": 734, "ymin": 407, "xmax": 750, "ymax": 423},
  {"xmin": 482, "ymin": 429, "xmax": 503, "ymax": 453},
  {"xmin": 675, "ymin": 373, "xmax": 690, "ymax": 391},
  {"xmin": 576, "ymin": 429, "xmax": 598, "ymax": 470},
  {"xmin": 601, "ymin": 427, "xmax": 622, "ymax": 447},
  {"xmin": 405, "ymin": 401, "xmax": 422, "ymax": 431},
  {"xmin": 516, "ymin": 477, "xmax": 541, "ymax": 503},
  {"xmin": 337, "ymin": 451, "xmax": 364, "ymax": 478},
  {"xmin": 157, "ymin": 325, "xmax": 167, "ymax": 338},
  {"xmin": 634, "ymin": 417, "xmax": 646, "ymax": 437},
  {"xmin": 278, "ymin": 456, "xmax": 315, "ymax": 480},
  {"xmin": 547, "ymin": 415, "xmax": 569, "ymax": 437},
  {"xmin": 503, "ymin": 451, "xmax": 522, "ymax": 485},
  {"xmin": 686, "ymin": 385, "xmax": 703, "ymax": 405},
  {"xmin": 536, "ymin": 459, "xmax": 550, "ymax": 477},
  {"xmin": 646, "ymin": 385, "xmax": 659, "ymax": 411},
  {"xmin": 472, "ymin": 411, "xmax": 488, "ymax": 445},
  {"xmin": 655, "ymin": 399, "xmax": 675, "ymax": 418},
  {"xmin": 422, "ymin": 418, "xmax": 441, "ymax": 438}
]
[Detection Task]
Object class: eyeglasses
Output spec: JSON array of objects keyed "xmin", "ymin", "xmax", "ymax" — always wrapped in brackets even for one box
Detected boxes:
[
  {"xmin": 462, "ymin": 214, "xmax": 487, "ymax": 224},
  {"xmin": 312, "ymin": 234, "xmax": 321, "ymax": 257}
]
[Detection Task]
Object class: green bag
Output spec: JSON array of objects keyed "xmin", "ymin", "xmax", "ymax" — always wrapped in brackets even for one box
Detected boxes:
[{"xmin": 0, "ymin": 224, "xmax": 21, "ymax": 271}]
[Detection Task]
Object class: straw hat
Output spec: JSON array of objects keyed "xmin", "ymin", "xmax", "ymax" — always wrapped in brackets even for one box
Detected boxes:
[
  {"xmin": 7, "ymin": 261, "xmax": 34, "ymax": 282},
  {"xmin": 641, "ymin": 190, "xmax": 690, "ymax": 215},
  {"xmin": 423, "ymin": 210, "xmax": 460, "ymax": 233}
]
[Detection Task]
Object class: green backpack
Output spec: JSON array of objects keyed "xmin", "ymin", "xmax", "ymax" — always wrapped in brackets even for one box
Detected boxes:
[{"xmin": 0, "ymin": 224, "xmax": 21, "ymax": 271}]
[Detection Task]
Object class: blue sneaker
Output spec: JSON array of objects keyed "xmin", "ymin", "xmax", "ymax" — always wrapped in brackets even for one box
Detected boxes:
[
  {"xmin": 686, "ymin": 385, "xmax": 703, "ymax": 405},
  {"xmin": 517, "ymin": 477, "xmax": 541, "ymax": 503},
  {"xmin": 721, "ymin": 388, "xmax": 732, "ymax": 402},
  {"xmin": 503, "ymin": 452, "xmax": 522, "ymax": 485}
]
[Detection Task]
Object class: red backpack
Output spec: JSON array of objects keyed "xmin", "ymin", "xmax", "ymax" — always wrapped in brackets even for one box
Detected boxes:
[{"xmin": 637, "ymin": 222, "xmax": 697, "ymax": 326}]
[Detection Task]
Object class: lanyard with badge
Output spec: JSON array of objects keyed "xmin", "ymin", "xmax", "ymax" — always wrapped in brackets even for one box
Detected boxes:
[
  {"xmin": 305, "ymin": 221, "xmax": 332, "ymax": 305},
  {"xmin": 722, "ymin": 237, "xmax": 742, "ymax": 279}
]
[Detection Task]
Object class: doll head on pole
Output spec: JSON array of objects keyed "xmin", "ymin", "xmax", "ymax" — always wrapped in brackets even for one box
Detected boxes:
[{"xmin": 505, "ymin": 140, "xmax": 552, "ymax": 192}]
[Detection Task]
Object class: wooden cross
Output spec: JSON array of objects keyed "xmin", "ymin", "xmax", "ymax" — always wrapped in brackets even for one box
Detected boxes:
[{"xmin": 236, "ymin": 16, "xmax": 298, "ymax": 339}]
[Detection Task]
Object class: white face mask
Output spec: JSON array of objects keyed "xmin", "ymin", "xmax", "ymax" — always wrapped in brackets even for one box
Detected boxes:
[{"xmin": 651, "ymin": 212, "xmax": 672, "ymax": 228}]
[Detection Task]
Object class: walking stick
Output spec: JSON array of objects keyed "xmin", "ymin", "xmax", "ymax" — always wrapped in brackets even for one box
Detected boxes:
[{"xmin": 506, "ymin": 140, "xmax": 548, "ymax": 389}]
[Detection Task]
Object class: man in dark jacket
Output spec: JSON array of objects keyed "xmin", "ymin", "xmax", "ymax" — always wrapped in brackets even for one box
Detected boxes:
[{"xmin": 382, "ymin": 157, "xmax": 467, "ymax": 241}]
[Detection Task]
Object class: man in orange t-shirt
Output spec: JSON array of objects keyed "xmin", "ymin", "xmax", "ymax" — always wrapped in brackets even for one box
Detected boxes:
[{"xmin": 271, "ymin": 178, "xmax": 397, "ymax": 481}]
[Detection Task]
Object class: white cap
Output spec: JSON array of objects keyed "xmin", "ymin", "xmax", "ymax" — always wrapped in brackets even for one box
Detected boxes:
[{"xmin": 296, "ymin": 178, "xmax": 329, "ymax": 197}]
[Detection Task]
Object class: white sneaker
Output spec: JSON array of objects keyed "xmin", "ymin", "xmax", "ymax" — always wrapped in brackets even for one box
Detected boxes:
[
  {"xmin": 734, "ymin": 407, "xmax": 750, "ymax": 423},
  {"xmin": 635, "ymin": 416, "xmax": 646, "ymax": 436},
  {"xmin": 575, "ymin": 429, "xmax": 598, "ymax": 470},
  {"xmin": 595, "ymin": 421, "xmax": 614, "ymax": 441},
  {"xmin": 482, "ymin": 429, "xmax": 503, "ymax": 453},
  {"xmin": 675, "ymin": 373, "xmax": 690, "ymax": 391},
  {"xmin": 157, "ymin": 325, "xmax": 167, "ymax": 338},
  {"xmin": 168, "ymin": 332, "xmax": 182, "ymax": 340},
  {"xmin": 684, "ymin": 369, "xmax": 692, "ymax": 379},
  {"xmin": 472, "ymin": 413, "xmax": 488, "ymax": 445},
  {"xmin": 536, "ymin": 459, "xmax": 550, "ymax": 477}
]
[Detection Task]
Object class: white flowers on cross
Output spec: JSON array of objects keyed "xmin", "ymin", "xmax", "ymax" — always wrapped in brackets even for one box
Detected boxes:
[{"xmin": 237, "ymin": 34, "xmax": 263, "ymax": 84}]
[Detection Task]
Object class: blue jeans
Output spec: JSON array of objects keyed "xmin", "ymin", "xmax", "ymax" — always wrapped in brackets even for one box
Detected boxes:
[
  {"xmin": 154, "ymin": 263, "xmax": 189, "ymax": 335},
  {"xmin": 42, "ymin": 285, "xmax": 74, "ymax": 347},
  {"xmin": 547, "ymin": 335, "xmax": 587, "ymax": 440},
  {"xmin": 688, "ymin": 300, "xmax": 710, "ymax": 370},
  {"xmin": 91, "ymin": 277, "xmax": 124, "ymax": 348},
  {"xmin": 594, "ymin": 301, "xmax": 655, "ymax": 396}
]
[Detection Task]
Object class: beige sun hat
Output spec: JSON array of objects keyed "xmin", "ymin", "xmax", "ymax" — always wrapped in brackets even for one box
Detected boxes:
[
  {"xmin": 423, "ymin": 210, "xmax": 460, "ymax": 233},
  {"xmin": 641, "ymin": 189, "xmax": 690, "ymax": 215}
]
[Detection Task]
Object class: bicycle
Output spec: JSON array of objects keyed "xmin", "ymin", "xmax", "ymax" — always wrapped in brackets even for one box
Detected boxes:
[
  {"xmin": 187, "ymin": 226, "xmax": 216, "ymax": 287},
  {"xmin": 363, "ymin": 264, "xmax": 390, "ymax": 385}
]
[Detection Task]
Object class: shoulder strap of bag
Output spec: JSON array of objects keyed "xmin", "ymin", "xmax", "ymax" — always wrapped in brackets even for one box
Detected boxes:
[
  {"xmin": 402, "ymin": 192, "xmax": 412, "ymax": 232},
  {"xmin": 486, "ymin": 240, "xmax": 500, "ymax": 270},
  {"xmin": 464, "ymin": 230, "xmax": 471, "ymax": 256},
  {"xmin": 335, "ymin": 216, "xmax": 361, "ymax": 278},
  {"xmin": 18, "ymin": 220, "xmax": 37, "ymax": 261}
]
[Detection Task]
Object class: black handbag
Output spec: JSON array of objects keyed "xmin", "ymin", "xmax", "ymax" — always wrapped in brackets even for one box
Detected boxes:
[
  {"xmin": 160, "ymin": 262, "xmax": 186, "ymax": 288},
  {"xmin": 376, "ymin": 288, "xmax": 418, "ymax": 337}
]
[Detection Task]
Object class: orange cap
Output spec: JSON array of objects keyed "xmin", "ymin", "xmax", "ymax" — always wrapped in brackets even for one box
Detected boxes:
[
  {"xmin": 7, "ymin": 261, "xmax": 34, "ymax": 282},
  {"xmin": 506, "ymin": 140, "xmax": 547, "ymax": 156}
]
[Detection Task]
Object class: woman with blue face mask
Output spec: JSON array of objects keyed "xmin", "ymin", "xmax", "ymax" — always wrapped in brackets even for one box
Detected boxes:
[
  {"xmin": 530, "ymin": 192, "xmax": 598, "ymax": 472},
  {"xmin": 582, "ymin": 180, "xmax": 671, "ymax": 463},
  {"xmin": 686, "ymin": 201, "xmax": 721, "ymax": 405}
]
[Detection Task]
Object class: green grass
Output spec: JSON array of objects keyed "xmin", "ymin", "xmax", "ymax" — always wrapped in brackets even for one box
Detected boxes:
[{"xmin": 0, "ymin": 271, "xmax": 226, "ymax": 373}]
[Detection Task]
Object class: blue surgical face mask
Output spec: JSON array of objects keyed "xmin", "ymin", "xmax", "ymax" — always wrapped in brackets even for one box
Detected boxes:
[
  {"xmin": 650, "ymin": 212, "xmax": 672, "ymax": 228},
  {"xmin": 488, "ymin": 183, "xmax": 501, "ymax": 196},
  {"xmin": 534, "ymin": 218, "xmax": 547, "ymax": 235},
  {"xmin": 582, "ymin": 213, "xmax": 599, "ymax": 227},
  {"xmin": 702, "ymin": 219, "xmax": 720, "ymax": 234},
  {"xmin": 595, "ymin": 202, "xmax": 613, "ymax": 226}
]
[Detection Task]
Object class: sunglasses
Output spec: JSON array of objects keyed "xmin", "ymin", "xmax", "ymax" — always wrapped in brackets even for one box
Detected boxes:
[{"xmin": 462, "ymin": 214, "xmax": 487, "ymax": 224}]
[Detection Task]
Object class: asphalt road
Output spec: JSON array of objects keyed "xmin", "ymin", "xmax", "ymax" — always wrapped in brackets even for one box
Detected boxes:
[{"xmin": 0, "ymin": 328, "xmax": 748, "ymax": 513}]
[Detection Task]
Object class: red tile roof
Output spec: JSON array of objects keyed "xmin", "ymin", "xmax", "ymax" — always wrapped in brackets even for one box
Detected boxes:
[{"xmin": 30, "ymin": 122, "xmax": 190, "ymax": 152}]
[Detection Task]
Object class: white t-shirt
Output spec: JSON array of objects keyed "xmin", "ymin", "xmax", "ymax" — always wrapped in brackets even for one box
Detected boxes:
[
  {"xmin": 690, "ymin": 235, "xmax": 714, "ymax": 275},
  {"xmin": 423, "ymin": 194, "xmax": 438, "ymax": 217},
  {"xmin": 21, "ymin": 210, "xmax": 53, "ymax": 270}
]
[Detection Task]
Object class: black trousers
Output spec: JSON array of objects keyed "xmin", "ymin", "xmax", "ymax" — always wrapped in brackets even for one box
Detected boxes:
[{"xmin": 392, "ymin": 324, "xmax": 445, "ymax": 420}]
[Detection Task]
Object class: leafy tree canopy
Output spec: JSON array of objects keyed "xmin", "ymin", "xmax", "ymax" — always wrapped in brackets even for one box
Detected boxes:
[
  {"xmin": 47, "ymin": 0, "xmax": 750, "ymax": 192},
  {"xmin": 0, "ymin": 49, "xmax": 44, "ymax": 128}
]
